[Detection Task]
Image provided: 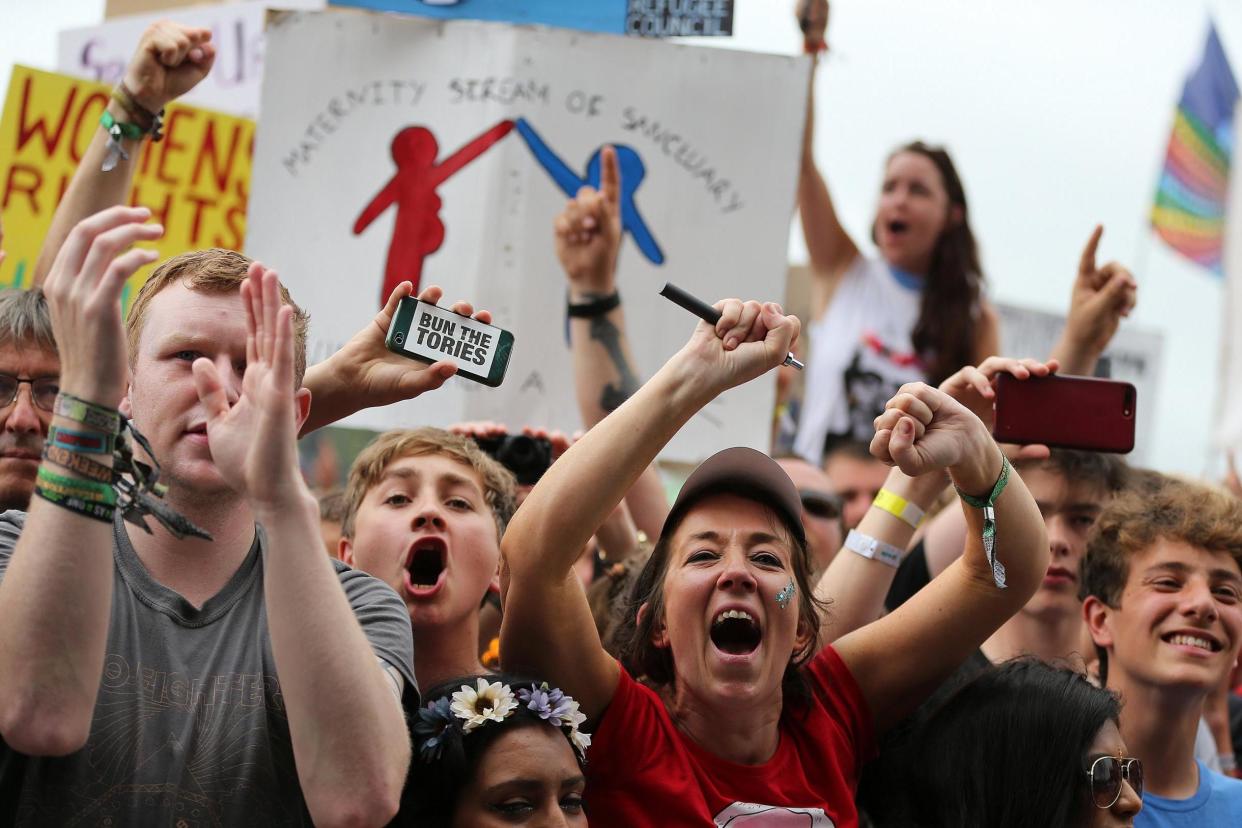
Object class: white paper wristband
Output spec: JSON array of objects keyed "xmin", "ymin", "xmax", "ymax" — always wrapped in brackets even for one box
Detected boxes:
[{"xmin": 845, "ymin": 529, "xmax": 904, "ymax": 569}]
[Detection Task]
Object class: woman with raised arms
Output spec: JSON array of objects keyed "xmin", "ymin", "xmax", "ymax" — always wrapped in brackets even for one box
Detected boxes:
[{"xmin": 499, "ymin": 295, "xmax": 1049, "ymax": 826}]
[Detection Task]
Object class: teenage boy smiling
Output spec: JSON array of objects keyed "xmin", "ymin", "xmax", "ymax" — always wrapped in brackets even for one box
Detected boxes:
[{"xmin": 1082, "ymin": 476, "xmax": 1242, "ymax": 827}]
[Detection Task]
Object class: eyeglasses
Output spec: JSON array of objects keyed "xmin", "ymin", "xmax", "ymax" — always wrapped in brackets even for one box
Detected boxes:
[
  {"xmin": 0, "ymin": 374, "xmax": 59, "ymax": 413},
  {"xmin": 1087, "ymin": 755, "xmax": 1143, "ymax": 808},
  {"xmin": 799, "ymin": 489, "xmax": 843, "ymax": 521}
]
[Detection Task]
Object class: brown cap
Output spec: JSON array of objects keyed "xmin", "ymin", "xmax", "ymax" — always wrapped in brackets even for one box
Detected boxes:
[{"xmin": 662, "ymin": 447, "xmax": 806, "ymax": 546}]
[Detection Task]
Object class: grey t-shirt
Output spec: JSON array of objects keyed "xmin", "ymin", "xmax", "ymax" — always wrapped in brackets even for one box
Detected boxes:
[{"xmin": 0, "ymin": 510, "xmax": 417, "ymax": 826}]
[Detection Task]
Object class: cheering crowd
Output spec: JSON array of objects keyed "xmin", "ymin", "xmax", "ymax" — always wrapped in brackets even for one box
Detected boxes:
[{"xmin": 1, "ymin": 2, "xmax": 1241, "ymax": 826}]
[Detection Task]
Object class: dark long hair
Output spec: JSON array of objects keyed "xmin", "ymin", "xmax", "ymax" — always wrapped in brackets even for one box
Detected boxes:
[
  {"xmin": 886, "ymin": 141, "xmax": 984, "ymax": 385},
  {"xmin": 613, "ymin": 483, "xmax": 828, "ymax": 707},
  {"xmin": 906, "ymin": 659, "xmax": 1121, "ymax": 828},
  {"xmin": 402, "ymin": 673, "xmax": 587, "ymax": 827}
]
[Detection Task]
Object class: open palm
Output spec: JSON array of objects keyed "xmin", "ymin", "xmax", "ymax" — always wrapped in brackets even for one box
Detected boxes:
[{"xmin": 192, "ymin": 264, "xmax": 302, "ymax": 504}]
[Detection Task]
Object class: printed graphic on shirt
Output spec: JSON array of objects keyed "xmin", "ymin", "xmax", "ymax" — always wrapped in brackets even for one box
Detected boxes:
[
  {"xmin": 714, "ymin": 801, "xmax": 836, "ymax": 826},
  {"xmin": 13, "ymin": 652, "xmax": 302, "ymax": 825},
  {"xmin": 827, "ymin": 332, "xmax": 923, "ymax": 448}
]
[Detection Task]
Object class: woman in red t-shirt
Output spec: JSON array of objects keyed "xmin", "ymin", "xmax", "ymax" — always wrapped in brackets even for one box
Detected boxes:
[{"xmin": 499, "ymin": 296, "xmax": 1049, "ymax": 827}]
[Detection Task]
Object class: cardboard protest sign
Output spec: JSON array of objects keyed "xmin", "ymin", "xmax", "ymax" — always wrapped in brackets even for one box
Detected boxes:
[
  {"xmin": 0, "ymin": 65, "xmax": 253, "ymax": 302},
  {"xmin": 247, "ymin": 11, "xmax": 807, "ymax": 462},
  {"xmin": 327, "ymin": 0, "xmax": 734, "ymax": 37},
  {"xmin": 60, "ymin": 0, "xmax": 326, "ymax": 118}
]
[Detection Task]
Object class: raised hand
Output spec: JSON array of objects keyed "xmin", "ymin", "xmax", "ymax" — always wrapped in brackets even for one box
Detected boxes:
[
  {"xmin": 192, "ymin": 263, "xmax": 304, "ymax": 506},
  {"xmin": 1059, "ymin": 225, "xmax": 1137, "ymax": 365},
  {"xmin": 123, "ymin": 21, "xmax": 216, "ymax": 113},
  {"xmin": 677, "ymin": 298, "xmax": 800, "ymax": 398},
  {"xmin": 43, "ymin": 206, "xmax": 162, "ymax": 407},
  {"xmin": 870, "ymin": 382, "xmax": 1001, "ymax": 494},
  {"xmin": 555, "ymin": 145, "xmax": 622, "ymax": 294},
  {"xmin": 795, "ymin": 0, "xmax": 829, "ymax": 52},
  {"xmin": 312, "ymin": 280, "xmax": 493, "ymax": 425},
  {"xmin": 939, "ymin": 356, "xmax": 1058, "ymax": 463}
]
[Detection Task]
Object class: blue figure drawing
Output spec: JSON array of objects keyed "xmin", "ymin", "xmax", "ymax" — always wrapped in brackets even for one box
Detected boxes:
[{"xmin": 514, "ymin": 118, "xmax": 665, "ymax": 266}]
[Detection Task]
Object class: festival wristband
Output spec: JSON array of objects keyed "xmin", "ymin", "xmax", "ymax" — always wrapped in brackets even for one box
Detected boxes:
[
  {"xmin": 48, "ymin": 425, "xmax": 116, "ymax": 455},
  {"xmin": 36, "ymin": 466, "xmax": 117, "ymax": 505},
  {"xmin": 872, "ymin": 489, "xmax": 926, "ymax": 529},
  {"xmin": 35, "ymin": 486, "xmax": 116, "ymax": 524},
  {"xmin": 955, "ymin": 453, "xmax": 1011, "ymax": 589},
  {"xmin": 53, "ymin": 393, "xmax": 121, "ymax": 434},
  {"xmin": 844, "ymin": 529, "xmax": 904, "ymax": 569},
  {"xmin": 43, "ymin": 444, "xmax": 114, "ymax": 484}
]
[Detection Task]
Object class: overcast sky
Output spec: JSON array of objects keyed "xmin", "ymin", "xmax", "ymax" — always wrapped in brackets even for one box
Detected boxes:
[{"xmin": 4, "ymin": 0, "xmax": 1240, "ymax": 475}]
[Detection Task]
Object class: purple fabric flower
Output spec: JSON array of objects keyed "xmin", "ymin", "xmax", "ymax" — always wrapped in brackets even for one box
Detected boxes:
[{"xmin": 520, "ymin": 683, "xmax": 578, "ymax": 728}]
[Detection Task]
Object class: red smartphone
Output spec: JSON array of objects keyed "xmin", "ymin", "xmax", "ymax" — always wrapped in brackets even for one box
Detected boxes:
[{"xmin": 992, "ymin": 374, "xmax": 1136, "ymax": 454}]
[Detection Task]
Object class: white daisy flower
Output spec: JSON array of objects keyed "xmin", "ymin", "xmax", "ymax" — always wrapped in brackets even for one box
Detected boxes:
[
  {"xmin": 451, "ymin": 678, "xmax": 518, "ymax": 733},
  {"xmin": 569, "ymin": 724, "xmax": 592, "ymax": 755}
]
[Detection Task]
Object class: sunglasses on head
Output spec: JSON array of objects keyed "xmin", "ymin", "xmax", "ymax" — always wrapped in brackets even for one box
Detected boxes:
[
  {"xmin": 1087, "ymin": 755, "xmax": 1142, "ymax": 809},
  {"xmin": 798, "ymin": 489, "xmax": 843, "ymax": 521}
]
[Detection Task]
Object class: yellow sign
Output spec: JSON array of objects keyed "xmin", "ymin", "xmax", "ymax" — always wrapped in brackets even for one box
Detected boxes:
[{"xmin": 0, "ymin": 65, "xmax": 253, "ymax": 309}]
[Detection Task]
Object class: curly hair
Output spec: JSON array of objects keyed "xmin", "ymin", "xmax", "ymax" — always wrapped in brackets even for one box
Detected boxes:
[{"xmin": 1080, "ymin": 474, "xmax": 1242, "ymax": 608}]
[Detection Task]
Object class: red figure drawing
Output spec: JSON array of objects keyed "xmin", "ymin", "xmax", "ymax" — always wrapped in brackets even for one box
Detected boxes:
[{"xmin": 354, "ymin": 120, "xmax": 515, "ymax": 303}]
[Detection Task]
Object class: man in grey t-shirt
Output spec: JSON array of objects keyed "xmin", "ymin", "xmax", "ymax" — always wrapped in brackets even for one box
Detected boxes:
[
  {"xmin": 0, "ymin": 207, "xmax": 472, "ymax": 826},
  {"xmin": 0, "ymin": 511, "xmax": 415, "ymax": 825}
]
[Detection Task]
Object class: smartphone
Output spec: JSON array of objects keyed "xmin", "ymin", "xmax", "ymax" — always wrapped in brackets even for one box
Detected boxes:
[
  {"xmin": 992, "ymin": 374, "xmax": 1136, "ymax": 454},
  {"xmin": 385, "ymin": 297, "xmax": 515, "ymax": 387}
]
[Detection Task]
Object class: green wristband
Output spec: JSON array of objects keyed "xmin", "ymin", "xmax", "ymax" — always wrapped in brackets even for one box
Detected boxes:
[
  {"xmin": 955, "ymin": 454, "xmax": 1011, "ymax": 589},
  {"xmin": 53, "ymin": 393, "xmax": 121, "ymax": 434},
  {"xmin": 36, "ymin": 466, "xmax": 117, "ymax": 505},
  {"xmin": 35, "ymin": 486, "xmax": 115, "ymax": 524},
  {"xmin": 100, "ymin": 109, "xmax": 147, "ymax": 141}
]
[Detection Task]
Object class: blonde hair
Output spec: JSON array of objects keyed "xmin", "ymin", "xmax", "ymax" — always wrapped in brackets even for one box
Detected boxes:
[
  {"xmin": 125, "ymin": 249, "xmax": 310, "ymax": 386},
  {"xmin": 341, "ymin": 428, "xmax": 517, "ymax": 539}
]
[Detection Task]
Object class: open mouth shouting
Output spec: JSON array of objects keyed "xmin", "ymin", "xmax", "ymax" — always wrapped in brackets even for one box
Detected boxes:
[
  {"xmin": 404, "ymin": 536, "xmax": 448, "ymax": 599},
  {"xmin": 710, "ymin": 608, "xmax": 763, "ymax": 659},
  {"xmin": 1161, "ymin": 629, "xmax": 1223, "ymax": 655},
  {"xmin": 886, "ymin": 219, "xmax": 910, "ymax": 236}
]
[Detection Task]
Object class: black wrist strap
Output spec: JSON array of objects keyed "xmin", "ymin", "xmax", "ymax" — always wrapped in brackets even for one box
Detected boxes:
[{"xmin": 566, "ymin": 291, "xmax": 620, "ymax": 318}]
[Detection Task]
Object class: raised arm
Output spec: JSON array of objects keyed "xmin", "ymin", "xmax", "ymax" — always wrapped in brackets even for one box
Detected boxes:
[
  {"xmin": 795, "ymin": 0, "xmax": 859, "ymax": 318},
  {"xmin": 834, "ymin": 382, "xmax": 1049, "ymax": 732},
  {"xmin": 32, "ymin": 22, "xmax": 214, "ymax": 286},
  {"xmin": 1050, "ymin": 225, "xmax": 1137, "ymax": 376},
  {"xmin": 556, "ymin": 145, "xmax": 668, "ymax": 537},
  {"xmin": 0, "ymin": 206, "xmax": 161, "ymax": 754},
  {"xmin": 299, "ymin": 281, "xmax": 492, "ymax": 435},
  {"xmin": 501, "ymin": 298, "xmax": 800, "ymax": 717},
  {"xmin": 814, "ymin": 356, "xmax": 1055, "ymax": 639},
  {"xmin": 814, "ymin": 464, "xmax": 945, "ymax": 644},
  {"xmin": 191, "ymin": 265, "xmax": 408, "ymax": 825}
]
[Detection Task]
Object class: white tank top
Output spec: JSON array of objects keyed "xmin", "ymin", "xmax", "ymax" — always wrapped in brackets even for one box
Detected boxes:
[{"xmin": 794, "ymin": 256, "xmax": 928, "ymax": 463}]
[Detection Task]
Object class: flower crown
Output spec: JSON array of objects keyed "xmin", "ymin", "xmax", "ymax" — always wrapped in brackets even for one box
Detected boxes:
[{"xmin": 414, "ymin": 678, "xmax": 592, "ymax": 763}]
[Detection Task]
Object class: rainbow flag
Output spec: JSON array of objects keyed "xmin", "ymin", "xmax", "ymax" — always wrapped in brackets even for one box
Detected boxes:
[{"xmin": 1152, "ymin": 24, "xmax": 1239, "ymax": 275}]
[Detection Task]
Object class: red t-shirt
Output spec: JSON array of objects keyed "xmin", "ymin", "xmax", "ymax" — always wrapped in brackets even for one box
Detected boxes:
[{"xmin": 584, "ymin": 646, "xmax": 875, "ymax": 827}]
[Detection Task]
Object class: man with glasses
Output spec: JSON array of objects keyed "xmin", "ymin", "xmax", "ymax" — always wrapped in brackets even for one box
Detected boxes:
[
  {"xmin": 776, "ymin": 455, "xmax": 843, "ymax": 576},
  {"xmin": 1082, "ymin": 475, "xmax": 1242, "ymax": 826},
  {"xmin": 0, "ymin": 290, "xmax": 58, "ymax": 511}
]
